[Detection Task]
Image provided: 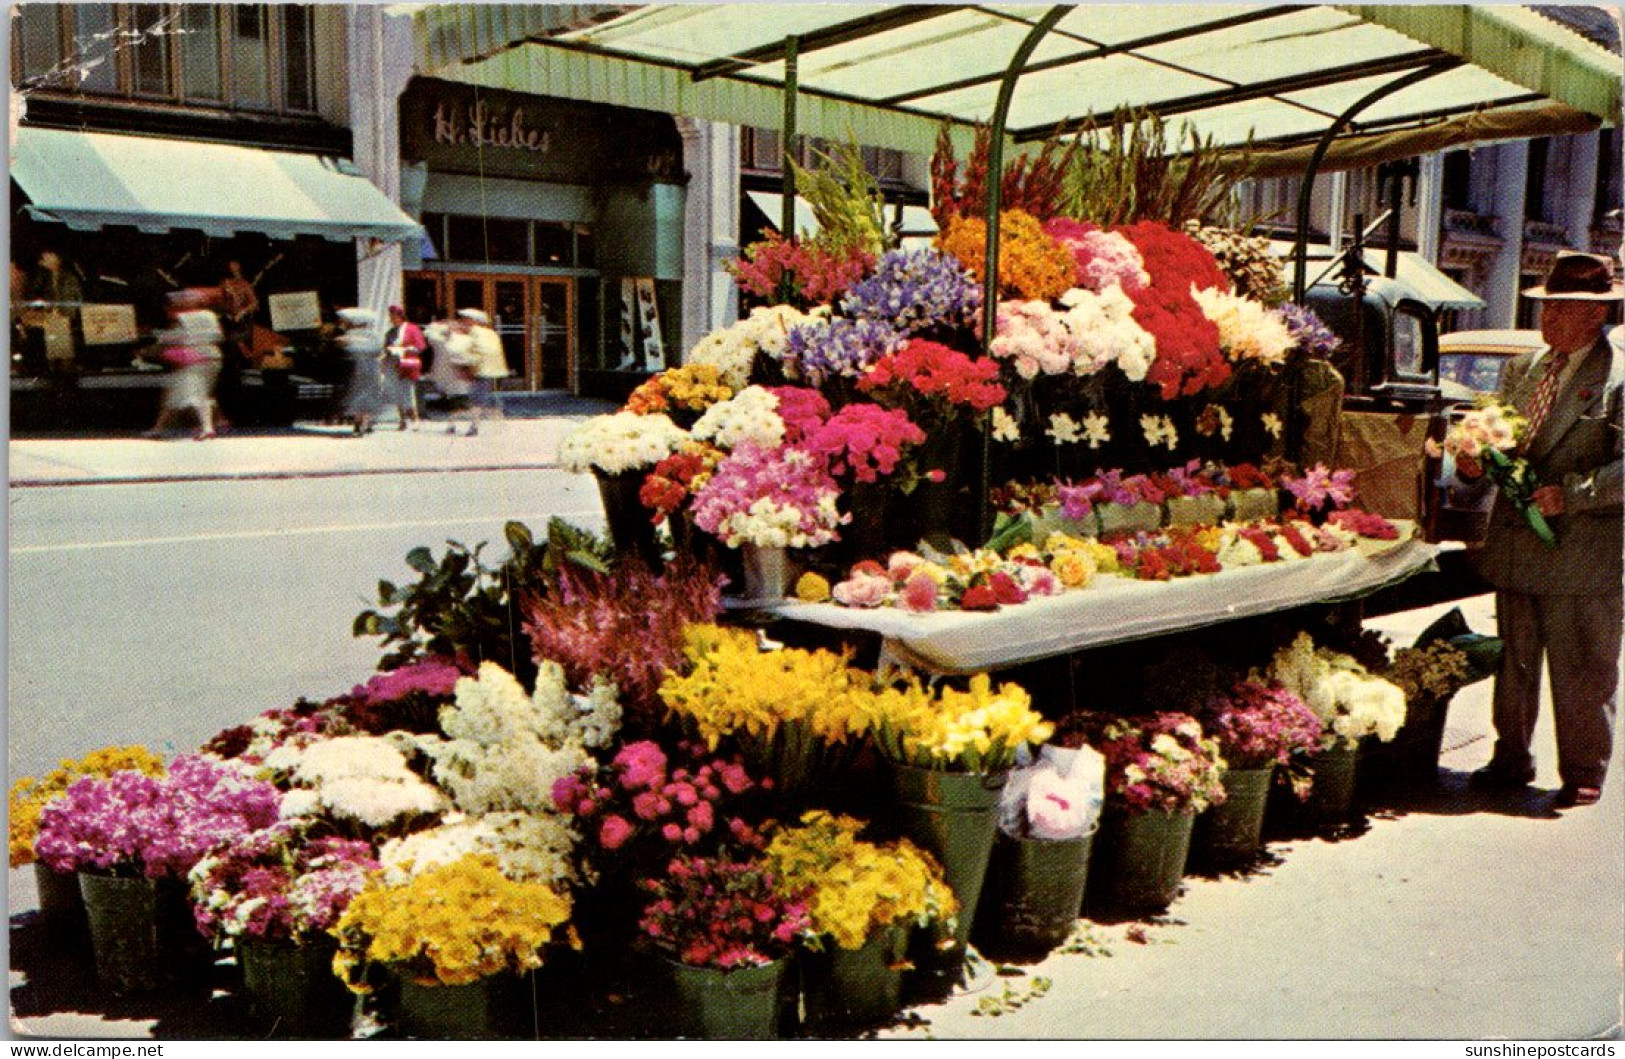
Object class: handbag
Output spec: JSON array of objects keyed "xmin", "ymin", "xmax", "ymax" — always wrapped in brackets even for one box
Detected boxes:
[
  {"xmin": 160, "ymin": 346, "xmax": 207, "ymax": 369},
  {"xmin": 396, "ymin": 352, "xmax": 422, "ymax": 381}
]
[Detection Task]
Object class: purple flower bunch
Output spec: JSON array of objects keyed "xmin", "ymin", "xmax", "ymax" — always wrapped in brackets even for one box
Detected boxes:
[
  {"xmin": 784, "ymin": 316, "xmax": 901, "ymax": 385},
  {"xmin": 1167, "ymin": 459, "xmax": 1219, "ymax": 497},
  {"xmin": 1278, "ymin": 303, "xmax": 1341, "ymax": 359},
  {"xmin": 1282, "ymin": 463, "xmax": 1356, "ymax": 512},
  {"xmin": 553, "ymin": 740, "xmax": 769, "ymax": 875},
  {"xmin": 36, "ymin": 755, "xmax": 283, "ymax": 879},
  {"xmin": 690, "ymin": 441, "xmax": 846, "ymax": 548},
  {"xmin": 639, "ymin": 854, "xmax": 810, "ymax": 970},
  {"xmin": 1199, "ymin": 680, "xmax": 1324, "ymax": 770},
  {"xmin": 340, "ymin": 657, "xmax": 466, "ymax": 735},
  {"xmin": 803, "ymin": 403, "xmax": 926, "ymax": 484},
  {"xmin": 840, "ymin": 247, "xmax": 983, "ymax": 335},
  {"xmin": 189, "ymin": 822, "xmax": 379, "ymax": 942}
]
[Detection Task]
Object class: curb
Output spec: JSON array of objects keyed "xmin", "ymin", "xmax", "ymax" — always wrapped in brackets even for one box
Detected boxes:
[{"xmin": 9, "ymin": 462, "xmax": 563, "ymax": 488}]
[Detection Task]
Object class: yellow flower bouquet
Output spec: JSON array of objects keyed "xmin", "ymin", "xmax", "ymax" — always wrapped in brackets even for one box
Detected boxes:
[
  {"xmin": 867, "ymin": 673, "xmax": 1053, "ymax": 773},
  {"xmin": 330, "ymin": 854, "xmax": 576, "ymax": 993},
  {"xmin": 9, "ymin": 745, "xmax": 166, "ymax": 867},
  {"xmin": 658, "ymin": 625, "xmax": 878, "ymax": 799},
  {"xmin": 763, "ymin": 811, "xmax": 957, "ymax": 952}
]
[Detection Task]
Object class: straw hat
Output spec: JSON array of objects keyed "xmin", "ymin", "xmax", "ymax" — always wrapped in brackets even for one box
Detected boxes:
[
  {"xmin": 1522, "ymin": 252, "xmax": 1625, "ymax": 301},
  {"xmin": 457, "ymin": 308, "xmax": 491, "ymax": 326}
]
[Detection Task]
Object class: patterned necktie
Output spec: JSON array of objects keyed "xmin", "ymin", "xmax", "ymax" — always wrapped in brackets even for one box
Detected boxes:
[{"xmin": 1521, "ymin": 349, "xmax": 1571, "ymax": 446}]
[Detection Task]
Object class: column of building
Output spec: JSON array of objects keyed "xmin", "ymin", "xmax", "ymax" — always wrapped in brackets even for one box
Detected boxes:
[{"xmin": 677, "ymin": 118, "xmax": 742, "ymax": 357}]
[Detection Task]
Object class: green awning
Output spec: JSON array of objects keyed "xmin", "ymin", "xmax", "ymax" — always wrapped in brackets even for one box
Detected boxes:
[
  {"xmin": 10, "ymin": 127, "xmax": 423, "ymax": 242},
  {"xmin": 407, "ymin": 4, "xmax": 1619, "ymax": 165}
]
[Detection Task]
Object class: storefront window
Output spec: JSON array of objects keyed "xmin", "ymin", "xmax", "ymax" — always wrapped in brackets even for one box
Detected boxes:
[
  {"xmin": 446, "ymin": 215, "xmax": 527, "ymax": 264},
  {"xmin": 14, "ymin": 6, "xmax": 65, "ymax": 86},
  {"xmin": 181, "ymin": 5, "xmax": 223, "ymax": 101},
  {"xmin": 573, "ymin": 225, "xmax": 596, "ymax": 269},
  {"xmin": 230, "ymin": 5, "xmax": 271, "ymax": 110},
  {"xmin": 281, "ymin": 5, "xmax": 315, "ymax": 113},
  {"xmin": 73, "ymin": 5, "xmax": 119, "ymax": 94},
  {"xmin": 129, "ymin": 4, "xmax": 173, "ymax": 96},
  {"xmin": 535, "ymin": 223, "xmax": 573, "ymax": 266}
]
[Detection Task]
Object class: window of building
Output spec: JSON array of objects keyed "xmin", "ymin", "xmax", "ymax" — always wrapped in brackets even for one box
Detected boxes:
[
  {"xmin": 1596, "ymin": 129, "xmax": 1622, "ymax": 226},
  {"xmin": 1442, "ymin": 151, "xmax": 1473, "ymax": 211},
  {"xmin": 1524, "ymin": 138, "xmax": 1551, "ymax": 223},
  {"xmin": 11, "ymin": 4, "xmax": 319, "ymax": 114},
  {"xmin": 534, "ymin": 223, "xmax": 574, "ymax": 266},
  {"xmin": 741, "ymin": 126, "xmax": 910, "ymax": 187}
]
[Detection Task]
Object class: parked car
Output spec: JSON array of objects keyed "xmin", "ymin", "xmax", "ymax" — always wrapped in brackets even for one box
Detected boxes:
[{"xmin": 1437, "ymin": 329, "xmax": 1546, "ymax": 401}]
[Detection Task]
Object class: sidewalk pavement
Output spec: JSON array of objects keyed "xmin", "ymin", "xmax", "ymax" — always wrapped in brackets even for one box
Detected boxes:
[{"xmin": 8, "ymin": 410, "xmax": 613, "ymax": 488}]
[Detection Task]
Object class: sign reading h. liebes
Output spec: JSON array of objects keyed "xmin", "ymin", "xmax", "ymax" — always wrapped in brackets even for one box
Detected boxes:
[{"xmin": 432, "ymin": 100, "xmax": 552, "ymax": 155}]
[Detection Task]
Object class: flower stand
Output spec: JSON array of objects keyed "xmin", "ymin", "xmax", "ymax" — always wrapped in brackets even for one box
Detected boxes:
[
  {"xmin": 394, "ymin": 972, "xmax": 529, "ymax": 1040},
  {"xmin": 1086, "ymin": 806, "xmax": 1194, "ymax": 916},
  {"xmin": 33, "ymin": 861, "xmax": 87, "ymax": 941},
  {"xmin": 237, "ymin": 934, "xmax": 354, "ymax": 1038},
  {"xmin": 1305, "ymin": 743, "xmax": 1361, "ymax": 823},
  {"xmin": 1192, "ymin": 766, "xmax": 1274, "ymax": 868},
  {"xmin": 594, "ymin": 468, "xmax": 662, "ymax": 567},
  {"xmin": 665, "ymin": 957, "xmax": 794, "ymax": 1040},
  {"xmin": 799, "ymin": 923, "xmax": 909, "ymax": 1035},
  {"xmin": 975, "ymin": 830, "xmax": 1094, "ymax": 957},
  {"xmin": 77, "ymin": 873, "xmax": 210, "ymax": 995},
  {"xmin": 739, "ymin": 543, "xmax": 794, "ymax": 604},
  {"xmin": 888, "ymin": 764, "xmax": 1007, "ymax": 998}
]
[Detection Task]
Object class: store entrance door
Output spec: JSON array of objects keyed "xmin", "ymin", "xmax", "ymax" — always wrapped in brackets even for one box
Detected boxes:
[{"xmin": 409, "ymin": 271, "xmax": 578, "ymax": 392}]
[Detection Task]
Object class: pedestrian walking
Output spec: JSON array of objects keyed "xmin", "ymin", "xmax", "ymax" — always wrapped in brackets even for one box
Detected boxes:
[
  {"xmin": 1456, "ymin": 252, "xmax": 1624, "ymax": 810},
  {"xmin": 461, "ymin": 308, "xmax": 509, "ymax": 437},
  {"xmin": 381, "ymin": 304, "xmax": 426, "ymax": 430},
  {"xmin": 336, "ymin": 307, "xmax": 385, "ymax": 436},
  {"xmin": 425, "ymin": 314, "xmax": 477, "ymax": 435},
  {"xmin": 143, "ymin": 289, "xmax": 223, "ymax": 441}
]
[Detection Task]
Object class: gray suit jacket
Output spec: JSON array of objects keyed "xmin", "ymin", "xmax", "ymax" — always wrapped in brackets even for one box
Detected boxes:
[{"xmin": 1470, "ymin": 334, "xmax": 1624, "ymax": 596}]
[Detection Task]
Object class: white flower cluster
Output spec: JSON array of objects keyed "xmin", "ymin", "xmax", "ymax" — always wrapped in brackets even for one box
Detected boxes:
[
  {"xmin": 1266, "ymin": 633, "xmax": 1407, "ymax": 749},
  {"xmin": 406, "ymin": 661, "xmax": 606, "ymax": 816},
  {"xmin": 716, "ymin": 492, "xmax": 845, "ymax": 549},
  {"xmin": 558, "ymin": 411, "xmax": 688, "ymax": 475},
  {"xmin": 690, "ymin": 385, "xmax": 787, "ymax": 451},
  {"xmin": 378, "ymin": 811, "xmax": 580, "ymax": 889},
  {"xmin": 688, "ymin": 305, "xmax": 827, "ymax": 388},
  {"xmin": 267, "ymin": 736, "xmax": 447, "ymax": 830},
  {"xmin": 1192, "ymin": 287, "xmax": 1295, "ymax": 368},
  {"xmin": 1057, "ymin": 285, "xmax": 1157, "ymax": 380}
]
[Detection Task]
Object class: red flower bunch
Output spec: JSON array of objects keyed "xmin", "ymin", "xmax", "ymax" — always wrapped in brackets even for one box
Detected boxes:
[
  {"xmin": 858, "ymin": 339, "xmax": 1007, "ymax": 414},
  {"xmin": 803, "ymin": 403, "xmax": 926, "ymax": 483},
  {"xmin": 1237, "ymin": 525, "xmax": 1282, "ymax": 562},
  {"xmin": 767, "ymin": 385, "xmax": 832, "ymax": 444},
  {"xmin": 1275, "ymin": 520, "xmax": 1317, "ymax": 557},
  {"xmin": 1091, "ymin": 711, "xmax": 1227, "ymax": 815},
  {"xmin": 731, "ymin": 231, "xmax": 874, "ymax": 309},
  {"xmin": 524, "ymin": 560, "xmax": 725, "ymax": 722},
  {"xmin": 1117, "ymin": 221, "xmax": 1231, "ymax": 399},
  {"xmin": 639, "ymin": 854, "xmax": 811, "ymax": 970},
  {"xmin": 991, "ymin": 480, "xmax": 1057, "ymax": 516},
  {"xmin": 1199, "ymin": 681, "xmax": 1324, "ymax": 770},
  {"xmin": 1327, "ymin": 508, "xmax": 1398, "ymax": 540},
  {"xmin": 1125, "ymin": 529, "xmax": 1222, "ymax": 581},
  {"xmin": 553, "ymin": 740, "xmax": 769, "ymax": 870},
  {"xmin": 1224, "ymin": 463, "xmax": 1274, "ymax": 492},
  {"xmin": 640, "ymin": 448, "xmax": 718, "ymax": 523}
]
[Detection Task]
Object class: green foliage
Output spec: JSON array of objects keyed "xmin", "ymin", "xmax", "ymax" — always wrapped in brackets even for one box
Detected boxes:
[
  {"xmin": 1058, "ymin": 108, "xmax": 1254, "ymax": 228},
  {"xmin": 788, "ymin": 136, "xmax": 890, "ymax": 256},
  {"xmin": 352, "ymin": 518, "xmax": 613, "ymax": 685}
]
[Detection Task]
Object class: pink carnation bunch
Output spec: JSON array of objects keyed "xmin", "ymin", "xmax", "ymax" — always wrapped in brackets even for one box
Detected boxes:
[
  {"xmin": 639, "ymin": 854, "xmax": 811, "ymax": 970},
  {"xmin": 802, "ymin": 404, "xmax": 927, "ymax": 484},
  {"xmin": 1043, "ymin": 218, "xmax": 1150, "ymax": 293},
  {"xmin": 690, "ymin": 441, "xmax": 847, "ymax": 548},
  {"xmin": 766, "ymin": 386, "xmax": 832, "ymax": 444}
]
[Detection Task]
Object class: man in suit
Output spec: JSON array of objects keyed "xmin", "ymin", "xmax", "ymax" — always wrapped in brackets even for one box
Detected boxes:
[{"xmin": 1459, "ymin": 252, "xmax": 1624, "ymax": 809}]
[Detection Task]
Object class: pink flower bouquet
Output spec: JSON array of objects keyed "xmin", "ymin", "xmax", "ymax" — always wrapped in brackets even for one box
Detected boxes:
[
  {"xmin": 691, "ymin": 441, "xmax": 846, "ymax": 548},
  {"xmin": 189, "ymin": 822, "xmax": 378, "ymax": 943},
  {"xmin": 638, "ymin": 853, "xmax": 811, "ymax": 970}
]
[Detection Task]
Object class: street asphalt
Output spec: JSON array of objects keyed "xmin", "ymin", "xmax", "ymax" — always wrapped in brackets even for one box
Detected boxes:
[{"xmin": 6, "ymin": 417, "xmax": 1623, "ymax": 1042}]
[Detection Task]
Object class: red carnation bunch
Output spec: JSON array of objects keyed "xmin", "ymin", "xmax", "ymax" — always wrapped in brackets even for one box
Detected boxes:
[
  {"xmin": 640, "ymin": 448, "xmax": 720, "ymax": 523},
  {"xmin": 858, "ymin": 339, "xmax": 1007, "ymax": 414},
  {"xmin": 1117, "ymin": 221, "xmax": 1232, "ymax": 400}
]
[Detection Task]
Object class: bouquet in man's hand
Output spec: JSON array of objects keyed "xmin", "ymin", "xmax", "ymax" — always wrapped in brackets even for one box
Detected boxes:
[{"xmin": 1427, "ymin": 402, "xmax": 1556, "ymax": 547}]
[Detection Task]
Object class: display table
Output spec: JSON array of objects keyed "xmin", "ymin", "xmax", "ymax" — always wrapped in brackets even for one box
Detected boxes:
[{"xmin": 762, "ymin": 528, "xmax": 1439, "ymax": 675}]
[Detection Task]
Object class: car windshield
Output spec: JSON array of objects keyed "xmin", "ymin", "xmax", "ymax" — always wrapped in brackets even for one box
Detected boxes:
[{"xmin": 1439, "ymin": 352, "xmax": 1509, "ymax": 394}]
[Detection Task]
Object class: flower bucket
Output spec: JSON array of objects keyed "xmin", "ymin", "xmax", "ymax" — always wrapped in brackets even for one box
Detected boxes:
[
  {"xmin": 1305, "ymin": 742, "xmax": 1361, "ymax": 822},
  {"xmin": 396, "ymin": 972, "xmax": 527, "ymax": 1040},
  {"xmin": 666, "ymin": 957, "xmax": 793, "ymax": 1040},
  {"xmin": 1360, "ymin": 700, "xmax": 1450, "ymax": 793},
  {"xmin": 888, "ymin": 764, "xmax": 1007, "ymax": 997},
  {"xmin": 911, "ymin": 427, "xmax": 966, "ymax": 547},
  {"xmin": 1227, "ymin": 487, "xmax": 1279, "ymax": 523},
  {"xmin": 78, "ymin": 872, "xmax": 209, "ymax": 995},
  {"xmin": 975, "ymin": 830, "xmax": 1094, "ymax": 957},
  {"xmin": 1165, "ymin": 494, "xmax": 1227, "ymax": 529},
  {"xmin": 739, "ymin": 543, "xmax": 793, "ymax": 605},
  {"xmin": 595, "ymin": 468, "xmax": 661, "ymax": 566},
  {"xmin": 237, "ymin": 934, "xmax": 354, "ymax": 1038},
  {"xmin": 1095, "ymin": 501, "xmax": 1163, "ymax": 537},
  {"xmin": 33, "ymin": 861, "xmax": 87, "ymax": 941},
  {"xmin": 1193, "ymin": 766, "xmax": 1274, "ymax": 868},
  {"xmin": 800, "ymin": 923, "xmax": 909, "ymax": 1035},
  {"xmin": 1086, "ymin": 806, "xmax": 1194, "ymax": 916}
]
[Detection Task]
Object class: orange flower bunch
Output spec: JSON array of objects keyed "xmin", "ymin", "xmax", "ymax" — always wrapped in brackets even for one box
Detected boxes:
[{"xmin": 937, "ymin": 210, "xmax": 1074, "ymax": 303}]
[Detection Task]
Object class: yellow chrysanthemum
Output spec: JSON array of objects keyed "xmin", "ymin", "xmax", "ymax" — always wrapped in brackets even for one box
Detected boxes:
[{"xmin": 795, "ymin": 572, "xmax": 833, "ymax": 603}]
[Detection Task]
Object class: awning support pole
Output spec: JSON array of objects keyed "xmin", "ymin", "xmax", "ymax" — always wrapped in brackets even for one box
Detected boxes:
[
  {"xmin": 781, "ymin": 35, "xmax": 800, "ymax": 239},
  {"xmin": 978, "ymin": 5, "xmax": 1068, "ymax": 539}
]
